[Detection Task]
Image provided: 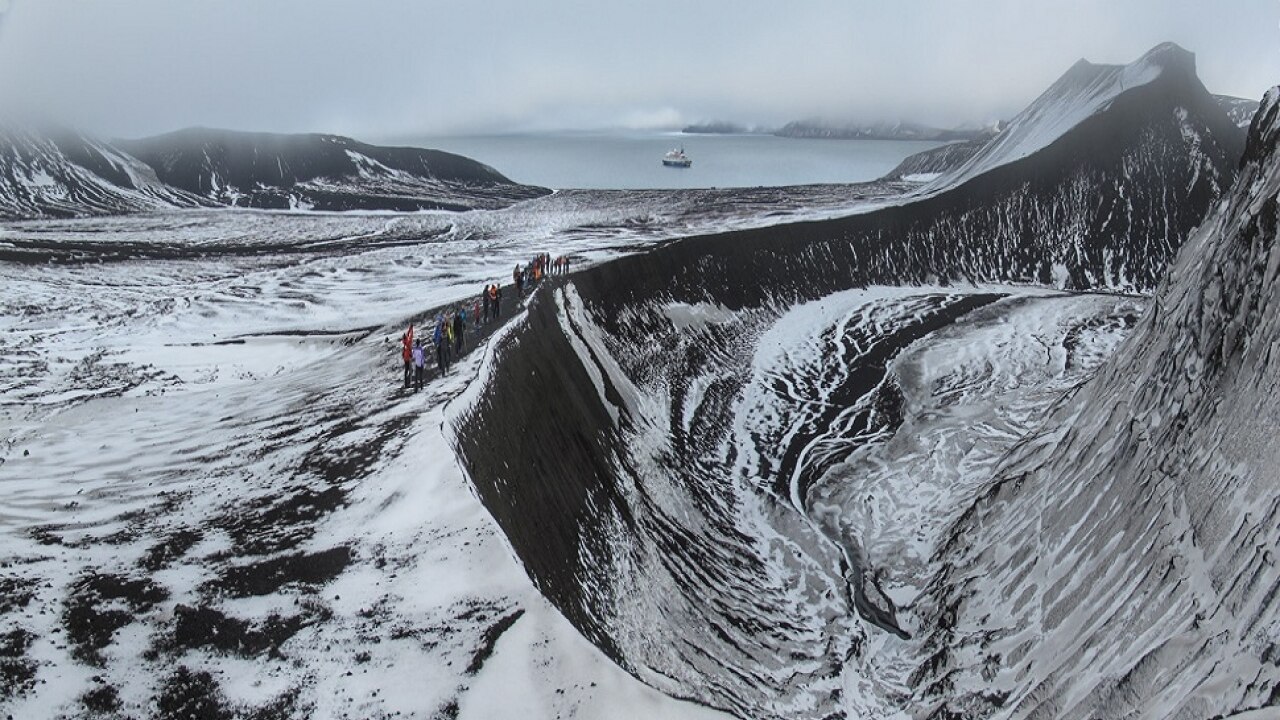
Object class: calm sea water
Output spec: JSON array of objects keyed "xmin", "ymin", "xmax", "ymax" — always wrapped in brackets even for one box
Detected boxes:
[{"xmin": 400, "ymin": 131, "xmax": 943, "ymax": 190}]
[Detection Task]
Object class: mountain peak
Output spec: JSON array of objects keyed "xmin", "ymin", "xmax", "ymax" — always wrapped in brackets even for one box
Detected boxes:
[
  {"xmin": 1129, "ymin": 41, "xmax": 1197, "ymax": 83},
  {"xmin": 1136, "ymin": 41, "xmax": 1194, "ymax": 67}
]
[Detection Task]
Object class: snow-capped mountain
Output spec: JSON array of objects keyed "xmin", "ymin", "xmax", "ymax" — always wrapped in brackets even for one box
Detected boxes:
[
  {"xmin": 888, "ymin": 62, "xmax": 1252, "ymax": 190},
  {"xmin": 913, "ymin": 86, "xmax": 1280, "ymax": 718},
  {"xmin": 0, "ymin": 127, "xmax": 210, "ymax": 219},
  {"xmin": 1216, "ymin": 93, "xmax": 1262, "ymax": 128},
  {"xmin": 888, "ymin": 41, "xmax": 1243, "ymax": 291},
  {"xmin": 0, "ymin": 126, "xmax": 550, "ymax": 220},
  {"xmin": 118, "ymin": 128, "xmax": 550, "ymax": 212},
  {"xmin": 929, "ymin": 42, "xmax": 1239, "ymax": 191}
]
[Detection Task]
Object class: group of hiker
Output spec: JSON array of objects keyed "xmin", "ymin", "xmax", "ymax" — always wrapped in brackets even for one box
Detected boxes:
[
  {"xmin": 400, "ymin": 308, "xmax": 466, "ymax": 391},
  {"xmin": 399, "ymin": 254, "xmax": 572, "ymax": 390},
  {"xmin": 513, "ymin": 253, "xmax": 570, "ymax": 295}
]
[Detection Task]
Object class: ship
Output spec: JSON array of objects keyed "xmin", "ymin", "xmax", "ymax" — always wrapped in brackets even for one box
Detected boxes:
[{"xmin": 662, "ymin": 147, "xmax": 692, "ymax": 168}]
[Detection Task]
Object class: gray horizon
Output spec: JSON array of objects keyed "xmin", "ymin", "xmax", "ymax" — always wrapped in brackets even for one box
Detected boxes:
[{"xmin": 0, "ymin": 0, "xmax": 1275, "ymax": 140}]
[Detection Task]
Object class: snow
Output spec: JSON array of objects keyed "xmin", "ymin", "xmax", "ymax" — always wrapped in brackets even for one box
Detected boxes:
[
  {"xmin": 25, "ymin": 167, "xmax": 56, "ymax": 188},
  {"xmin": 661, "ymin": 301, "xmax": 735, "ymax": 331},
  {"xmin": 731, "ymin": 285, "xmax": 1139, "ymax": 607},
  {"xmin": 900, "ymin": 172, "xmax": 941, "ymax": 183},
  {"xmin": 0, "ymin": 196, "xmax": 816, "ymax": 718},
  {"xmin": 2, "ymin": 155, "xmax": 1004, "ymax": 715},
  {"xmin": 343, "ymin": 149, "xmax": 405, "ymax": 181}
]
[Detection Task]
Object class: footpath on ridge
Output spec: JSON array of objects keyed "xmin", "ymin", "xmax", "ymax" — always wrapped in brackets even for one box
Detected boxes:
[{"xmin": 392, "ymin": 269, "xmax": 571, "ymax": 390}]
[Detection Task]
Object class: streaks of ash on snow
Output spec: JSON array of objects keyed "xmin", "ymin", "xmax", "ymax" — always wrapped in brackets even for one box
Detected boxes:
[
  {"xmin": 449, "ymin": 45, "xmax": 1244, "ymax": 718},
  {"xmin": 914, "ymin": 86, "xmax": 1280, "ymax": 719},
  {"xmin": 453, "ymin": 271, "xmax": 1142, "ymax": 718}
]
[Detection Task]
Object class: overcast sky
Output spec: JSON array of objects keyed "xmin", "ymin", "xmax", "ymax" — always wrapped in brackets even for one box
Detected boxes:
[{"xmin": 0, "ymin": 0, "xmax": 1275, "ymax": 139}]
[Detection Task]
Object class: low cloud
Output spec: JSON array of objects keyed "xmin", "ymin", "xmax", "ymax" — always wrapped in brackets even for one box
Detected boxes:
[{"xmin": 0, "ymin": 0, "xmax": 1274, "ymax": 138}]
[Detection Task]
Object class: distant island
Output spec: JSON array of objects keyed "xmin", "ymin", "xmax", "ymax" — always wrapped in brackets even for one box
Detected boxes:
[
  {"xmin": 681, "ymin": 121, "xmax": 768, "ymax": 134},
  {"xmin": 681, "ymin": 118, "xmax": 994, "ymax": 142},
  {"xmin": 774, "ymin": 120, "xmax": 990, "ymax": 142}
]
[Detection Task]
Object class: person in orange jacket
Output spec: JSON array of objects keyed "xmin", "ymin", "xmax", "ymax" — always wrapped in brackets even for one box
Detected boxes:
[{"xmin": 401, "ymin": 324, "xmax": 414, "ymax": 388}]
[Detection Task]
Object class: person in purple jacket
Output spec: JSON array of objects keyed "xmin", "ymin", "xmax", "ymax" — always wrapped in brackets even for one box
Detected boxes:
[{"xmin": 411, "ymin": 340, "xmax": 426, "ymax": 390}]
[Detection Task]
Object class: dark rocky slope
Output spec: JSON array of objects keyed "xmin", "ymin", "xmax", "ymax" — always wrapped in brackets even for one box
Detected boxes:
[
  {"xmin": 882, "ymin": 130, "xmax": 996, "ymax": 180},
  {"xmin": 119, "ymin": 128, "xmax": 550, "ymax": 212},
  {"xmin": 912, "ymin": 86, "xmax": 1280, "ymax": 718}
]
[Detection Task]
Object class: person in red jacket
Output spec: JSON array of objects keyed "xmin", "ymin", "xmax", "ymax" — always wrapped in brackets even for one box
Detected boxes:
[{"xmin": 401, "ymin": 324, "xmax": 414, "ymax": 388}]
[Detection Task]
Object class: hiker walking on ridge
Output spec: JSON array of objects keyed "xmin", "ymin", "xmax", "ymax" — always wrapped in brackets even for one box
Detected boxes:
[
  {"xmin": 444, "ymin": 314, "xmax": 455, "ymax": 362},
  {"xmin": 434, "ymin": 318, "xmax": 449, "ymax": 375},
  {"xmin": 481, "ymin": 285, "xmax": 491, "ymax": 324},
  {"xmin": 401, "ymin": 324, "xmax": 414, "ymax": 389},
  {"xmin": 411, "ymin": 340, "xmax": 426, "ymax": 390},
  {"xmin": 453, "ymin": 308, "xmax": 466, "ymax": 354}
]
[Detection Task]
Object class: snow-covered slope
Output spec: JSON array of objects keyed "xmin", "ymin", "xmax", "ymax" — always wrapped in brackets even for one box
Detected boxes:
[
  {"xmin": 0, "ymin": 126, "xmax": 552, "ymax": 220},
  {"xmin": 1, "ymin": 188, "xmax": 844, "ymax": 719},
  {"xmin": 119, "ymin": 128, "xmax": 551, "ymax": 212},
  {"xmin": 1217, "ymin": 93, "xmax": 1262, "ymax": 128},
  {"xmin": 913, "ymin": 87, "xmax": 1280, "ymax": 718},
  {"xmin": 0, "ymin": 37, "xmax": 1265, "ymax": 720},
  {"xmin": 0, "ymin": 127, "xmax": 209, "ymax": 219}
]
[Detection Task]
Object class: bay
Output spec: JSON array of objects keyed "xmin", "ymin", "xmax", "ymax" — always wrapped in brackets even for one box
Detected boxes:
[{"xmin": 397, "ymin": 131, "xmax": 945, "ymax": 190}]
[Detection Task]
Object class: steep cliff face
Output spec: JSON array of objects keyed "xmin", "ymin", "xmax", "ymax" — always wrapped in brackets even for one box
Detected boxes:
[{"xmin": 915, "ymin": 87, "xmax": 1280, "ymax": 718}]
